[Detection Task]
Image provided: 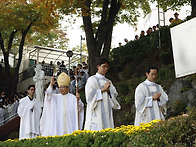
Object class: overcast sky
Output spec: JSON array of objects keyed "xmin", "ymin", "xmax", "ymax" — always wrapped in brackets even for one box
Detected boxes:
[{"xmin": 61, "ymin": 4, "xmax": 191, "ymax": 49}]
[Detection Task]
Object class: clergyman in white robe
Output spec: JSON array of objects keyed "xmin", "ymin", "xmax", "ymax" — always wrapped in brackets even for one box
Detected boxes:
[
  {"xmin": 84, "ymin": 73, "xmax": 121, "ymax": 131},
  {"xmin": 40, "ymin": 85, "xmax": 84, "ymax": 137},
  {"xmin": 134, "ymin": 79, "xmax": 168, "ymax": 126},
  {"xmin": 17, "ymin": 96, "xmax": 42, "ymax": 140}
]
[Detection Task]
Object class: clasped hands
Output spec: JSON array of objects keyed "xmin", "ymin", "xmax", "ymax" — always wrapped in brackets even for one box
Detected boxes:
[
  {"xmin": 101, "ymin": 81, "xmax": 111, "ymax": 93},
  {"xmin": 152, "ymin": 92, "xmax": 161, "ymax": 101}
]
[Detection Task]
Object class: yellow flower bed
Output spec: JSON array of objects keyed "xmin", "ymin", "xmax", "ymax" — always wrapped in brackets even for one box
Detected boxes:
[
  {"xmin": 71, "ymin": 119, "xmax": 161, "ymax": 136},
  {"xmin": 3, "ymin": 119, "xmax": 161, "ymax": 142}
]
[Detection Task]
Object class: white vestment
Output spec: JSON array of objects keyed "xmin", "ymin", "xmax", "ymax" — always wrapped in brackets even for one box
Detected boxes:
[
  {"xmin": 17, "ymin": 96, "xmax": 42, "ymax": 140},
  {"xmin": 40, "ymin": 86, "xmax": 84, "ymax": 137},
  {"xmin": 134, "ymin": 79, "xmax": 168, "ymax": 126},
  {"xmin": 84, "ymin": 73, "xmax": 121, "ymax": 131}
]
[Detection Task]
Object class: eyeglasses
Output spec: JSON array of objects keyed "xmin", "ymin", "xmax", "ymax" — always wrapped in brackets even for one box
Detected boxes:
[
  {"xmin": 29, "ymin": 89, "xmax": 35, "ymax": 91},
  {"xmin": 100, "ymin": 65, "xmax": 109, "ymax": 69}
]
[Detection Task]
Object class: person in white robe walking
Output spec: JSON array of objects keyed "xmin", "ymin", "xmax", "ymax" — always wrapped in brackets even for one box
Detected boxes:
[
  {"xmin": 84, "ymin": 58, "xmax": 121, "ymax": 131},
  {"xmin": 17, "ymin": 85, "xmax": 42, "ymax": 140},
  {"xmin": 40, "ymin": 72, "xmax": 84, "ymax": 137},
  {"xmin": 134, "ymin": 66, "xmax": 168, "ymax": 126}
]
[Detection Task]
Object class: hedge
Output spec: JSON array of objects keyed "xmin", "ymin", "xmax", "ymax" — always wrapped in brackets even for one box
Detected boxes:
[{"xmin": 0, "ymin": 107, "xmax": 195, "ymax": 146}]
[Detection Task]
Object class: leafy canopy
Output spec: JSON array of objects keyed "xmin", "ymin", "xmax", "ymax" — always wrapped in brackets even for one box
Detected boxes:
[{"xmin": 0, "ymin": 0, "xmax": 63, "ymax": 50}]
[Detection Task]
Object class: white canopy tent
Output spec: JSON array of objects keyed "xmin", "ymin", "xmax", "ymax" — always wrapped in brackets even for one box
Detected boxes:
[{"xmin": 28, "ymin": 45, "xmax": 87, "ymax": 65}]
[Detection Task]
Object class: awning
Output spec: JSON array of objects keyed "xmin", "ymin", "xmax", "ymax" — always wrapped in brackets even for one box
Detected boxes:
[{"xmin": 27, "ymin": 45, "xmax": 87, "ymax": 66}]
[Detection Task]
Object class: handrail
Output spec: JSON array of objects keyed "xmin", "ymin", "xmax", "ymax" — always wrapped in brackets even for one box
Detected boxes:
[{"xmin": 0, "ymin": 113, "xmax": 18, "ymax": 126}]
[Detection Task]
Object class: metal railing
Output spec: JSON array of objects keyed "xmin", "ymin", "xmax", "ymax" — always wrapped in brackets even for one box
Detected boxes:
[
  {"xmin": 0, "ymin": 113, "xmax": 18, "ymax": 126},
  {"xmin": 18, "ymin": 65, "xmax": 70, "ymax": 82}
]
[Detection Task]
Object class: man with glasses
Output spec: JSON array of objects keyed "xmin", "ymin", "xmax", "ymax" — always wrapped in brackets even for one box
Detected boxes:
[
  {"xmin": 134, "ymin": 66, "xmax": 168, "ymax": 126},
  {"xmin": 17, "ymin": 85, "xmax": 42, "ymax": 140},
  {"xmin": 84, "ymin": 58, "xmax": 121, "ymax": 131}
]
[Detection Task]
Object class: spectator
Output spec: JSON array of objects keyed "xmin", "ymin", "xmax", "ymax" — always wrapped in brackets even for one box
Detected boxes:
[
  {"xmin": 140, "ymin": 30, "xmax": 145, "ymax": 39},
  {"xmin": 48, "ymin": 61, "xmax": 54, "ymax": 76},
  {"xmin": 173, "ymin": 12, "xmax": 182, "ymax": 24},
  {"xmin": 59, "ymin": 61, "xmax": 68, "ymax": 74},
  {"xmin": 69, "ymin": 75, "xmax": 76, "ymax": 93},
  {"xmin": 13, "ymin": 96, "xmax": 19, "ymax": 113},
  {"xmin": 146, "ymin": 27, "xmax": 152, "ymax": 36},
  {"xmin": 124, "ymin": 38, "xmax": 128, "ymax": 44},
  {"xmin": 77, "ymin": 64, "xmax": 83, "ymax": 72},
  {"xmin": 83, "ymin": 64, "xmax": 89, "ymax": 79},
  {"xmin": 152, "ymin": 26, "xmax": 156, "ymax": 32},
  {"xmin": 118, "ymin": 42, "xmax": 122, "ymax": 47},
  {"xmin": 134, "ymin": 35, "xmax": 139, "ymax": 40},
  {"xmin": 0, "ymin": 104, "xmax": 5, "ymax": 123},
  {"xmin": 3, "ymin": 101, "xmax": 9, "ymax": 120},
  {"xmin": 0, "ymin": 91, "xmax": 6, "ymax": 103},
  {"xmin": 169, "ymin": 17, "xmax": 174, "ymax": 24},
  {"xmin": 7, "ymin": 100, "xmax": 15, "ymax": 119}
]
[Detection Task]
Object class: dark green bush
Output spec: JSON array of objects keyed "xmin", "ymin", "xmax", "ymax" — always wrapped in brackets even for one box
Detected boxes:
[
  {"xmin": 0, "ymin": 107, "xmax": 195, "ymax": 146},
  {"xmin": 126, "ymin": 107, "xmax": 196, "ymax": 146}
]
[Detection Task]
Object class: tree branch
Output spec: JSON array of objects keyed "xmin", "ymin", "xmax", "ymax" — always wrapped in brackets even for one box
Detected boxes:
[{"xmin": 7, "ymin": 30, "xmax": 18, "ymax": 52}]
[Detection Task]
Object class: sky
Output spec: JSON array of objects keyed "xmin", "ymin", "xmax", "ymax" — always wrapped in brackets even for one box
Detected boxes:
[{"xmin": 61, "ymin": 4, "xmax": 191, "ymax": 50}]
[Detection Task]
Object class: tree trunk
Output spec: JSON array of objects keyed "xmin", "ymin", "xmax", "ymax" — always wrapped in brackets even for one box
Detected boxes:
[
  {"xmin": 0, "ymin": 24, "xmax": 32, "ymax": 97},
  {"xmin": 10, "ymin": 24, "xmax": 32, "ymax": 96},
  {"xmin": 82, "ymin": 0, "xmax": 121, "ymax": 75},
  {"xmin": 191, "ymin": 0, "xmax": 196, "ymax": 17}
]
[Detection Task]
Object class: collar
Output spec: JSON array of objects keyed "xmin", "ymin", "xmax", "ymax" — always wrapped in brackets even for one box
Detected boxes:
[
  {"xmin": 95, "ymin": 73, "xmax": 105, "ymax": 79},
  {"xmin": 144, "ymin": 79, "xmax": 156, "ymax": 86},
  {"xmin": 28, "ymin": 95, "xmax": 34, "ymax": 101}
]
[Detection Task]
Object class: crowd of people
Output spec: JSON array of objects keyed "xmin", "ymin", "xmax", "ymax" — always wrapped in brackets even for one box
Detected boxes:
[
  {"xmin": 0, "ymin": 91, "xmax": 26, "ymax": 125},
  {"xmin": 42, "ymin": 61, "xmax": 89, "ymax": 94},
  {"xmin": 118, "ymin": 12, "xmax": 182, "ymax": 46},
  {"xmin": 0, "ymin": 61, "xmax": 89, "ymax": 126}
]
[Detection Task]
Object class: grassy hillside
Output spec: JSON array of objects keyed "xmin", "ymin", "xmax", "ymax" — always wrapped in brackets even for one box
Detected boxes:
[{"xmin": 107, "ymin": 23, "xmax": 196, "ymax": 125}]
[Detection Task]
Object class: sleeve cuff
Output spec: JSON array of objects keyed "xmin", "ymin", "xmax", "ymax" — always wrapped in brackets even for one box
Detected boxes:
[
  {"xmin": 96, "ymin": 89, "xmax": 103, "ymax": 101},
  {"xmin": 146, "ymin": 97, "xmax": 153, "ymax": 107}
]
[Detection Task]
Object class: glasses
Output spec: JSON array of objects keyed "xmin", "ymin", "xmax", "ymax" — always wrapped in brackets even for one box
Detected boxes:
[
  {"xmin": 149, "ymin": 73, "xmax": 157, "ymax": 77},
  {"xmin": 29, "ymin": 89, "xmax": 35, "ymax": 91},
  {"xmin": 100, "ymin": 65, "xmax": 109, "ymax": 69}
]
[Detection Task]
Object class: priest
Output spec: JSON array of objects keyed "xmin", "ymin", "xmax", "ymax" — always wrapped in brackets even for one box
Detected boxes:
[
  {"xmin": 84, "ymin": 58, "xmax": 121, "ymax": 131},
  {"xmin": 134, "ymin": 66, "xmax": 168, "ymax": 126},
  {"xmin": 17, "ymin": 85, "xmax": 42, "ymax": 140},
  {"xmin": 40, "ymin": 72, "xmax": 84, "ymax": 136}
]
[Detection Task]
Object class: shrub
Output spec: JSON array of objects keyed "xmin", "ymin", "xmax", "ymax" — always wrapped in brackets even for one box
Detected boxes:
[{"xmin": 1, "ymin": 108, "xmax": 195, "ymax": 146}]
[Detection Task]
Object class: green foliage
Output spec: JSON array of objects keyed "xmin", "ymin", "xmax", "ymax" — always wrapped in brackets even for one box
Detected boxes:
[
  {"xmin": 126, "ymin": 107, "xmax": 196, "ymax": 146},
  {"xmin": 151, "ymin": 0, "xmax": 191, "ymax": 12},
  {"xmin": 156, "ymin": 64, "xmax": 175, "ymax": 91},
  {"xmin": 109, "ymin": 26, "xmax": 175, "ymax": 91},
  {"xmin": 171, "ymin": 99, "xmax": 187, "ymax": 116},
  {"xmin": 117, "ymin": 82, "xmax": 129, "ymax": 96},
  {"xmin": 1, "ymin": 107, "xmax": 195, "ymax": 146},
  {"xmin": 159, "ymin": 51, "xmax": 173, "ymax": 65}
]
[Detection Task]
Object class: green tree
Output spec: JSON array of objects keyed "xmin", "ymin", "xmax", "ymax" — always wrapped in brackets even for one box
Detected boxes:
[
  {"xmin": 154, "ymin": 0, "xmax": 195, "ymax": 17},
  {"xmin": 60, "ymin": 0, "xmax": 151, "ymax": 75},
  {"xmin": 0, "ymin": 0, "xmax": 60, "ymax": 96}
]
